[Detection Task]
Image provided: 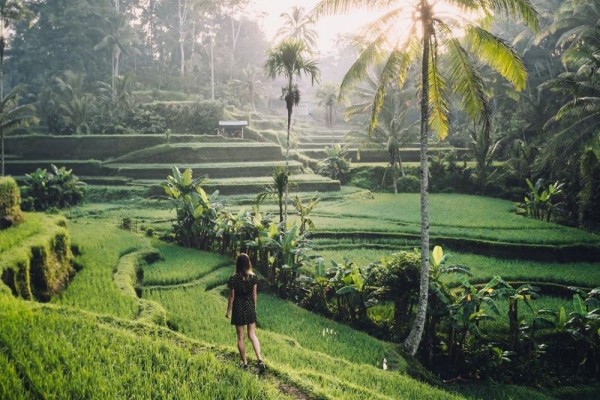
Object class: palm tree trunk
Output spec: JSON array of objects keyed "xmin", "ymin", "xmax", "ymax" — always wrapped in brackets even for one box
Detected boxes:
[
  {"xmin": 403, "ymin": 2, "xmax": 431, "ymax": 357},
  {"xmin": 1, "ymin": 55, "xmax": 4, "ymax": 177},
  {"xmin": 284, "ymin": 78, "xmax": 293, "ymax": 224}
]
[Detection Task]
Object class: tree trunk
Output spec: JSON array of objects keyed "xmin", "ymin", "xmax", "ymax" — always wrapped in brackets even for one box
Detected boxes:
[
  {"xmin": 509, "ymin": 299, "xmax": 518, "ymax": 350},
  {"xmin": 284, "ymin": 79, "xmax": 293, "ymax": 224},
  {"xmin": 179, "ymin": 39, "xmax": 185, "ymax": 78},
  {"xmin": 403, "ymin": 1, "xmax": 431, "ymax": 357},
  {"xmin": 1, "ymin": 67, "xmax": 4, "ymax": 177}
]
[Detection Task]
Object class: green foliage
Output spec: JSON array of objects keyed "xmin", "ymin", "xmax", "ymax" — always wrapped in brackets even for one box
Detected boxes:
[
  {"xmin": 579, "ymin": 146, "xmax": 600, "ymax": 230},
  {"xmin": 292, "ymin": 195, "xmax": 319, "ymax": 234},
  {"xmin": 162, "ymin": 166, "xmax": 312, "ymax": 292},
  {"xmin": 256, "ymin": 167, "xmax": 288, "ymax": 223},
  {"xmin": 21, "ymin": 164, "xmax": 86, "ymax": 211},
  {"xmin": 0, "ymin": 176, "xmax": 23, "ymax": 226},
  {"xmin": 113, "ymin": 248, "xmax": 166, "ymax": 325},
  {"xmin": 522, "ymin": 178, "xmax": 564, "ymax": 221},
  {"xmin": 0, "ymin": 296, "xmax": 283, "ymax": 400},
  {"xmin": 0, "ymin": 213, "xmax": 73, "ymax": 301},
  {"xmin": 318, "ymin": 144, "xmax": 352, "ymax": 184}
]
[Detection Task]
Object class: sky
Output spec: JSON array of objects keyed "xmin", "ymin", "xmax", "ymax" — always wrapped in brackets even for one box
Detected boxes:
[{"xmin": 251, "ymin": 0, "xmax": 388, "ymax": 54}]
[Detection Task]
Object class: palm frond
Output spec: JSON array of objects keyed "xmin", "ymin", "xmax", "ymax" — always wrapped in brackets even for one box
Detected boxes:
[
  {"xmin": 368, "ymin": 46, "xmax": 416, "ymax": 135},
  {"xmin": 310, "ymin": 0, "xmax": 397, "ymax": 19},
  {"xmin": 465, "ymin": 26, "xmax": 527, "ymax": 91},
  {"xmin": 339, "ymin": 35, "xmax": 387, "ymax": 100},
  {"xmin": 428, "ymin": 36, "xmax": 450, "ymax": 140},
  {"xmin": 436, "ymin": 20, "xmax": 490, "ymax": 130},
  {"xmin": 483, "ymin": 0, "xmax": 540, "ymax": 31}
]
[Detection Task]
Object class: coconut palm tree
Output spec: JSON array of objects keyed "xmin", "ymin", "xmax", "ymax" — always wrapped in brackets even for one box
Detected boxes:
[
  {"xmin": 316, "ymin": 83, "xmax": 339, "ymax": 132},
  {"xmin": 536, "ymin": 0, "xmax": 599, "ymax": 174},
  {"xmin": 265, "ymin": 38, "xmax": 319, "ymax": 223},
  {"xmin": 276, "ymin": 6, "xmax": 319, "ymax": 53},
  {"xmin": 312, "ymin": 0, "xmax": 538, "ymax": 355},
  {"xmin": 231, "ymin": 66, "xmax": 267, "ymax": 111},
  {"xmin": 345, "ymin": 69, "xmax": 418, "ymax": 192},
  {"xmin": 1, "ymin": 85, "xmax": 35, "ymax": 176},
  {"xmin": 94, "ymin": 15, "xmax": 139, "ymax": 96}
]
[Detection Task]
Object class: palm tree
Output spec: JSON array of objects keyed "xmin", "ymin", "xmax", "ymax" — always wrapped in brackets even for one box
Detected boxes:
[
  {"xmin": 265, "ymin": 38, "xmax": 319, "ymax": 223},
  {"xmin": 316, "ymin": 83, "xmax": 339, "ymax": 132},
  {"xmin": 53, "ymin": 71, "xmax": 95, "ymax": 135},
  {"xmin": 231, "ymin": 66, "xmax": 267, "ymax": 112},
  {"xmin": 312, "ymin": 0, "xmax": 538, "ymax": 355},
  {"xmin": 536, "ymin": 0, "xmax": 599, "ymax": 174},
  {"xmin": 94, "ymin": 15, "xmax": 139, "ymax": 96},
  {"xmin": 1, "ymin": 85, "xmax": 35, "ymax": 176},
  {"xmin": 345, "ymin": 69, "xmax": 418, "ymax": 192},
  {"xmin": 276, "ymin": 6, "xmax": 319, "ymax": 53},
  {"xmin": 256, "ymin": 167, "xmax": 289, "ymax": 224}
]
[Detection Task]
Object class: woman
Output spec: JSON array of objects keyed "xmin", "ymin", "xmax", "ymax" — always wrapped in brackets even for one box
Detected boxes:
[{"xmin": 226, "ymin": 253, "xmax": 265, "ymax": 371}]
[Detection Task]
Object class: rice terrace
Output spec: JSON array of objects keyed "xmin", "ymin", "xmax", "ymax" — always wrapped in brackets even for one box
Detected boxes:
[{"xmin": 1, "ymin": 0, "xmax": 599, "ymax": 399}]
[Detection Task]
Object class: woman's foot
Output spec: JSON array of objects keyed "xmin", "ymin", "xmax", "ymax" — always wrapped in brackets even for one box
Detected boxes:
[
  {"xmin": 240, "ymin": 362, "xmax": 249, "ymax": 370},
  {"xmin": 257, "ymin": 360, "xmax": 266, "ymax": 373}
]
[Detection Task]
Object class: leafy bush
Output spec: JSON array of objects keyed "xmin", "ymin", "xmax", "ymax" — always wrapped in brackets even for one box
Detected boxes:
[
  {"xmin": 122, "ymin": 104, "xmax": 168, "ymax": 134},
  {"xmin": 521, "ymin": 178, "xmax": 564, "ymax": 221},
  {"xmin": 397, "ymin": 175, "xmax": 420, "ymax": 193},
  {"xmin": 138, "ymin": 101, "xmax": 224, "ymax": 134},
  {"xmin": 21, "ymin": 165, "xmax": 86, "ymax": 211},
  {"xmin": 0, "ymin": 177, "xmax": 24, "ymax": 228},
  {"xmin": 318, "ymin": 145, "xmax": 352, "ymax": 184}
]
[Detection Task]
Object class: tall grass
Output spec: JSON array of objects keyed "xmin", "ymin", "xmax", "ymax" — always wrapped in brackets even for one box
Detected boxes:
[
  {"xmin": 314, "ymin": 194, "xmax": 600, "ymax": 245},
  {"xmin": 0, "ymin": 213, "xmax": 47, "ymax": 253},
  {"xmin": 143, "ymin": 243, "xmax": 463, "ymax": 400},
  {"xmin": 0, "ymin": 296, "xmax": 283, "ymax": 400},
  {"xmin": 52, "ymin": 222, "xmax": 150, "ymax": 319}
]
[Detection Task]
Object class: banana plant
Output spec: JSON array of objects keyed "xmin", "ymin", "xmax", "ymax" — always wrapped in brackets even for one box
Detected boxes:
[
  {"xmin": 446, "ymin": 278, "xmax": 501, "ymax": 364},
  {"xmin": 486, "ymin": 277, "xmax": 540, "ymax": 350},
  {"xmin": 328, "ymin": 258, "xmax": 381, "ymax": 322},
  {"xmin": 522, "ymin": 178, "xmax": 564, "ymax": 221},
  {"xmin": 563, "ymin": 289, "xmax": 600, "ymax": 372},
  {"xmin": 424, "ymin": 246, "xmax": 471, "ymax": 362},
  {"xmin": 292, "ymin": 195, "xmax": 319, "ymax": 234}
]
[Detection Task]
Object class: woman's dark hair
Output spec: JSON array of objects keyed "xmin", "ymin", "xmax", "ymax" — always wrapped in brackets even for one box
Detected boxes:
[{"xmin": 236, "ymin": 253, "xmax": 253, "ymax": 276}]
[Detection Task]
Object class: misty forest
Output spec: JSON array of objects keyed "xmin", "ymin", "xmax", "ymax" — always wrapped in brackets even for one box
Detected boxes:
[{"xmin": 0, "ymin": 0, "xmax": 599, "ymax": 399}]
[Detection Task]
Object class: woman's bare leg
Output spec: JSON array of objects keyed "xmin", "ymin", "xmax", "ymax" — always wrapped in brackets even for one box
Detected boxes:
[
  {"xmin": 247, "ymin": 323, "xmax": 263, "ymax": 361},
  {"xmin": 236, "ymin": 325, "xmax": 247, "ymax": 364}
]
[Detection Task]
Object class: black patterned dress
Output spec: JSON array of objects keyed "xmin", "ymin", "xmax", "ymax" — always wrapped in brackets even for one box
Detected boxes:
[{"xmin": 227, "ymin": 273, "xmax": 258, "ymax": 326}]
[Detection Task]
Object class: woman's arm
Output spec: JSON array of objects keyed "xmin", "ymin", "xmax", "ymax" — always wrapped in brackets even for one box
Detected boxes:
[
  {"xmin": 252, "ymin": 284, "xmax": 258, "ymax": 307},
  {"xmin": 226, "ymin": 288, "xmax": 234, "ymax": 318}
]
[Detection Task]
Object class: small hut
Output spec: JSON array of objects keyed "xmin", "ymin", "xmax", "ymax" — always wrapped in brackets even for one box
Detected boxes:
[{"xmin": 218, "ymin": 121, "xmax": 248, "ymax": 139}]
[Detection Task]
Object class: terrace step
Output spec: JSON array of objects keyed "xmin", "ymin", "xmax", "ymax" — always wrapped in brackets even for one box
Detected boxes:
[
  {"xmin": 298, "ymin": 135, "xmax": 350, "ymax": 144},
  {"xmin": 4, "ymin": 160, "xmax": 115, "ymax": 176},
  {"xmin": 5, "ymin": 134, "xmax": 236, "ymax": 160},
  {"xmin": 108, "ymin": 161, "xmax": 303, "ymax": 180},
  {"xmin": 298, "ymin": 147, "xmax": 469, "ymax": 162},
  {"xmin": 140, "ymin": 174, "xmax": 341, "ymax": 196},
  {"xmin": 113, "ymin": 142, "xmax": 286, "ymax": 164}
]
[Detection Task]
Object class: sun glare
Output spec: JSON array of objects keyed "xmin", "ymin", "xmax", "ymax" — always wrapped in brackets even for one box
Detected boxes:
[{"xmin": 255, "ymin": 0, "xmax": 483, "ymax": 53}]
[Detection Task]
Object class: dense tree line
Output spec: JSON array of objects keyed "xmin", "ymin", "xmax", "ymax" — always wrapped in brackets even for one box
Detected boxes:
[{"xmin": 5, "ymin": 0, "xmax": 268, "ymax": 98}]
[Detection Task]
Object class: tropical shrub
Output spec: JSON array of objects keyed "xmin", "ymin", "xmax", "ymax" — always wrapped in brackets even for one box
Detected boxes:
[
  {"xmin": 396, "ymin": 175, "xmax": 420, "ymax": 193},
  {"xmin": 521, "ymin": 178, "xmax": 564, "ymax": 221},
  {"xmin": 162, "ymin": 167, "xmax": 312, "ymax": 292},
  {"xmin": 0, "ymin": 177, "xmax": 24, "ymax": 228},
  {"xmin": 21, "ymin": 165, "xmax": 86, "ymax": 211},
  {"xmin": 318, "ymin": 145, "xmax": 352, "ymax": 184}
]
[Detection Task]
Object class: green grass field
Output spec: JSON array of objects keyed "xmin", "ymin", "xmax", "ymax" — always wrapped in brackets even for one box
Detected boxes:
[
  {"xmin": 314, "ymin": 194, "xmax": 600, "ymax": 245},
  {"xmin": 311, "ymin": 247, "xmax": 600, "ymax": 287},
  {"xmin": 2, "ymin": 188, "xmax": 599, "ymax": 399},
  {"xmin": 0, "ymin": 296, "xmax": 287, "ymax": 400}
]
